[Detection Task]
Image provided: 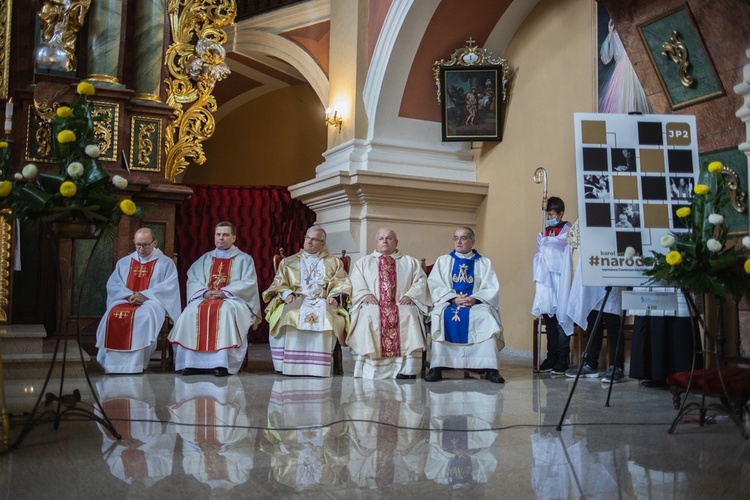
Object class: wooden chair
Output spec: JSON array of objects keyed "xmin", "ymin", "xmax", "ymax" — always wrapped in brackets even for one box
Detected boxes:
[
  {"xmin": 420, "ymin": 258, "xmax": 434, "ymax": 372},
  {"xmin": 152, "ymin": 252, "xmax": 179, "ymax": 372},
  {"xmin": 332, "ymin": 249, "xmax": 351, "ymax": 375}
]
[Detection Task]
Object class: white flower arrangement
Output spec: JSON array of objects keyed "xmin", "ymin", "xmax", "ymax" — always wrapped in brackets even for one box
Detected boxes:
[
  {"xmin": 85, "ymin": 144, "xmax": 101, "ymax": 158},
  {"xmin": 66, "ymin": 162, "xmax": 84, "ymax": 178},
  {"xmin": 706, "ymin": 238, "xmax": 722, "ymax": 253},
  {"xmin": 708, "ymin": 213, "xmax": 724, "ymax": 225},
  {"xmin": 743, "ymin": 236, "xmax": 750, "ymax": 250},
  {"xmin": 112, "ymin": 175, "xmax": 128, "ymax": 190},
  {"xmin": 13, "ymin": 173, "xmax": 22, "ymax": 181},
  {"xmin": 624, "ymin": 246, "xmax": 636, "ymax": 259},
  {"xmin": 22, "ymin": 164, "xmax": 38, "ymax": 179},
  {"xmin": 660, "ymin": 235, "xmax": 675, "ymax": 247}
]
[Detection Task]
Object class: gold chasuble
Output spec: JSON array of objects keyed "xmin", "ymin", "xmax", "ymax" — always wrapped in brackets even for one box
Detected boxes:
[
  {"xmin": 195, "ymin": 258, "xmax": 234, "ymax": 351},
  {"xmin": 104, "ymin": 259, "xmax": 158, "ymax": 350}
]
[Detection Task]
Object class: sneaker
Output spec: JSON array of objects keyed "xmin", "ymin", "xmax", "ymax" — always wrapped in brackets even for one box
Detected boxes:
[
  {"xmin": 602, "ymin": 366, "xmax": 625, "ymax": 383},
  {"xmin": 551, "ymin": 363, "xmax": 568, "ymax": 375},
  {"xmin": 536, "ymin": 358, "xmax": 556, "ymax": 373},
  {"xmin": 565, "ymin": 364, "xmax": 599, "ymax": 378}
]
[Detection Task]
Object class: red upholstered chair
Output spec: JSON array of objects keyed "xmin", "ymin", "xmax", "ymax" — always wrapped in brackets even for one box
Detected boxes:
[
  {"xmin": 273, "ymin": 247, "xmax": 285, "ymax": 272},
  {"xmin": 667, "ymin": 365, "xmax": 750, "ymax": 426}
]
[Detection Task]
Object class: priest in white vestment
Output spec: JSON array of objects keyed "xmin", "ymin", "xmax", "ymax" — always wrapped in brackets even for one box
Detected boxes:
[
  {"xmin": 346, "ymin": 227, "xmax": 430, "ymax": 379},
  {"xmin": 263, "ymin": 226, "xmax": 352, "ymax": 377},
  {"xmin": 426, "ymin": 226, "xmax": 504, "ymax": 383},
  {"xmin": 95, "ymin": 228, "xmax": 181, "ymax": 374},
  {"xmin": 169, "ymin": 221, "xmax": 261, "ymax": 376}
]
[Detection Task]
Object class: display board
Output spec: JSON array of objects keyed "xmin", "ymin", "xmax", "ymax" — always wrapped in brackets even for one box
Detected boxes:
[{"xmin": 574, "ymin": 113, "xmax": 699, "ymax": 286}]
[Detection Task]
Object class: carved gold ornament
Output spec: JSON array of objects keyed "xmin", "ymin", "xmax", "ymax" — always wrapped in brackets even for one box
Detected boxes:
[
  {"xmin": 722, "ymin": 166, "xmax": 747, "ymax": 215},
  {"xmin": 164, "ymin": 0, "xmax": 235, "ymax": 182},
  {"xmin": 661, "ymin": 31, "xmax": 694, "ymax": 88},
  {"xmin": 0, "ymin": 212, "xmax": 10, "ymax": 322},
  {"xmin": 0, "ymin": 0, "xmax": 11, "ymax": 100},
  {"xmin": 36, "ymin": 0, "xmax": 91, "ymax": 71}
]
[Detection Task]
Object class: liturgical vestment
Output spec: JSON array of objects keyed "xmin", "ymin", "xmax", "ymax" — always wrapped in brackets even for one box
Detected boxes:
[
  {"xmin": 169, "ymin": 246, "xmax": 261, "ymax": 374},
  {"xmin": 263, "ymin": 249, "xmax": 351, "ymax": 377},
  {"xmin": 346, "ymin": 251, "xmax": 430, "ymax": 379},
  {"xmin": 95, "ymin": 248, "xmax": 181, "ymax": 374}
]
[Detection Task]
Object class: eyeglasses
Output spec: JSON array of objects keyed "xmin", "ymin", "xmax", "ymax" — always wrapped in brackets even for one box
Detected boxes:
[
  {"xmin": 304, "ymin": 236, "xmax": 324, "ymax": 243},
  {"xmin": 134, "ymin": 241, "xmax": 154, "ymax": 248},
  {"xmin": 453, "ymin": 236, "xmax": 471, "ymax": 242}
]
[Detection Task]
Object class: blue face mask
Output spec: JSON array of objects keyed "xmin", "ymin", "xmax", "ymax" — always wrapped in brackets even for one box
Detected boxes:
[{"xmin": 546, "ymin": 218, "xmax": 558, "ymax": 227}]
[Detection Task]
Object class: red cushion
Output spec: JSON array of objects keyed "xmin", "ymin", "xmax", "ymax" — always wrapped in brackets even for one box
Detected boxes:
[{"xmin": 667, "ymin": 366, "xmax": 750, "ymax": 396}]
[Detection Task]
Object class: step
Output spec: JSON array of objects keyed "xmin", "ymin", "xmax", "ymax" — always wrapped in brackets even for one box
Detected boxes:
[
  {"xmin": 0, "ymin": 324, "xmax": 46, "ymax": 355},
  {"xmin": 2, "ymin": 338, "xmax": 91, "ymax": 380}
]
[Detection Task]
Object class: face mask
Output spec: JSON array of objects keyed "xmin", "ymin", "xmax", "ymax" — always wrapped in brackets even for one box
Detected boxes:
[{"xmin": 546, "ymin": 218, "xmax": 558, "ymax": 227}]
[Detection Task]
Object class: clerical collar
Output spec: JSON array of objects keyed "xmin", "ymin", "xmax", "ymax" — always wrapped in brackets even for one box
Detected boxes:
[
  {"xmin": 303, "ymin": 251, "xmax": 321, "ymax": 258},
  {"xmin": 454, "ymin": 251, "xmax": 475, "ymax": 259},
  {"xmin": 215, "ymin": 246, "xmax": 234, "ymax": 258}
]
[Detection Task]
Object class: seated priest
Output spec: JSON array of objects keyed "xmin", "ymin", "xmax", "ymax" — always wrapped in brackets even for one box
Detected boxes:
[
  {"xmin": 96, "ymin": 228, "xmax": 182, "ymax": 374},
  {"xmin": 346, "ymin": 227, "xmax": 430, "ymax": 379},
  {"xmin": 169, "ymin": 221, "xmax": 261, "ymax": 377},
  {"xmin": 263, "ymin": 226, "xmax": 352, "ymax": 377},
  {"xmin": 425, "ymin": 226, "xmax": 505, "ymax": 383}
]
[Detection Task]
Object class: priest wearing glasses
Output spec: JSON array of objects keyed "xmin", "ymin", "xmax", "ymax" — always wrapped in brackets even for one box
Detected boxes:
[
  {"xmin": 263, "ymin": 226, "xmax": 352, "ymax": 377},
  {"xmin": 95, "ymin": 227, "xmax": 182, "ymax": 374},
  {"xmin": 425, "ymin": 226, "xmax": 505, "ymax": 383}
]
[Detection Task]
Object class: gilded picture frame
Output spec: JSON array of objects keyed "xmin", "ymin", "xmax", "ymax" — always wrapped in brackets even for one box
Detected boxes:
[
  {"xmin": 433, "ymin": 41, "xmax": 509, "ymax": 142},
  {"xmin": 637, "ymin": 6, "xmax": 724, "ymax": 110}
]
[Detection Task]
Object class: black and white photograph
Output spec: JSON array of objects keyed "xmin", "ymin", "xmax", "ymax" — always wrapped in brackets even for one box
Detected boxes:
[
  {"xmin": 615, "ymin": 203, "xmax": 641, "ymax": 228},
  {"xmin": 584, "ymin": 174, "xmax": 610, "ymax": 199}
]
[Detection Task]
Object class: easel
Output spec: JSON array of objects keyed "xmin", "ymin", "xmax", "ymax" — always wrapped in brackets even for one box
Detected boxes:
[{"xmin": 557, "ymin": 286, "xmax": 629, "ymax": 431}]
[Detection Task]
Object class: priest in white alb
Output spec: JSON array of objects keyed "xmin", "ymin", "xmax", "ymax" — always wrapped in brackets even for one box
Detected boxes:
[
  {"xmin": 96, "ymin": 227, "xmax": 181, "ymax": 374},
  {"xmin": 346, "ymin": 227, "xmax": 430, "ymax": 379},
  {"xmin": 426, "ymin": 226, "xmax": 505, "ymax": 383},
  {"xmin": 169, "ymin": 221, "xmax": 261, "ymax": 377},
  {"xmin": 263, "ymin": 226, "xmax": 351, "ymax": 377}
]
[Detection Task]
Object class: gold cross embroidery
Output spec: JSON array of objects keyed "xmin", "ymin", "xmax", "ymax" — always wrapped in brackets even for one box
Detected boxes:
[
  {"xmin": 451, "ymin": 306, "xmax": 461, "ymax": 322},
  {"xmin": 113, "ymin": 310, "xmax": 131, "ymax": 319},
  {"xmin": 132, "ymin": 265, "xmax": 149, "ymax": 278},
  {"xmin": 211, "ymin": 262, "xmax": 228, "ymax": 290},
  {"xmin": 304, "ymin": 312, "xmax": 319, "ymax": 325}
]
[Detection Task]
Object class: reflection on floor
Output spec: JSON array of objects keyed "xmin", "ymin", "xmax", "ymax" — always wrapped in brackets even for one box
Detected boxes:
[{"xmin": 1, "ymin": 346, "xmax": 749, "ymax": 499}]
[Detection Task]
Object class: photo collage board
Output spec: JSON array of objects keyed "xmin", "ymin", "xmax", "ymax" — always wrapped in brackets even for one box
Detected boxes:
[{"xmin": 574, "ymin": 113, "xmax": 699, "ymax": 287}]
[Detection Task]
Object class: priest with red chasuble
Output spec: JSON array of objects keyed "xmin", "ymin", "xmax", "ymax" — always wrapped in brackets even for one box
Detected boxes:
[
  {"xmin": 169, "ymin": 221, "xmax": 261, "ymax": 376},
  {"xmin": 346, "ymin": 228, "xmax": 430, "ymax": 379},
  {"xmin": 96, "ymin": 228, "xmax": 182, "ymax": 374}
]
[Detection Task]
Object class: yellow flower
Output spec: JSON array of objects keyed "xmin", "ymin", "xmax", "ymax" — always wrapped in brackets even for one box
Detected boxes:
[
  {"xmin": 60, "ymin": 181, "xmax": 77, "ymax": 197},
  {"xmin": 56, "ymin": 106, "xmax": 73, "ymax": 118},
  {"xmin": 665, "ymin": 251, "xmax": 682, "ymax": 266},
  {"xmin": 745, "ymin": 259, "xmax": 750, "ymax": 274},
  {"xmin": 694, "ymin": 184, "xmax": 709, "ymax": 196},
  {"xmin": 76, "ymin": 82, "xmax": 95, "ymax": 96},
  {"xmin": 708, "ymin": 161, "xmax": 723, "ymax": 173},
  {"xmin": 120, "ymin": 199, "xmax": 136, "ymax": 216},
  {"xmin": 0, "ymin": 141, "xmax": 8, "ymax": 148},
  {"xmin": 675, "ymin": 207, "xmax": 691, "ymax": 218},
  {"xmin": 57, "ymin": 130, "xmax": 77, "ymax": 143},
  {"xmin": 0, "ymin": 180, "xmax": 11, "ymax": 197}
]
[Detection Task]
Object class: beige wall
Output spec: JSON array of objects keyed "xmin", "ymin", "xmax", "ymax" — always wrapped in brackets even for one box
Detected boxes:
[
  {"xmin": 183, "ymin": 84, "xmax": 326, "ymax": 186},
  {"xmin": 475, "ymin": 0, "xmax": 594, "ymax": 352}
]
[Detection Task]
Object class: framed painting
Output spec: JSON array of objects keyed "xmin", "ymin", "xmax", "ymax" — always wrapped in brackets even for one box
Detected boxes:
[
  {"xmin": 439, "ymin": 66, "xmax": 503, "ymax": 142},
  {"xmin": 433, "ymin": 40, "xmax": 509, "ymax": 142},
  {"xmin": 637, "ymin": 6, "xmax": 724, "ymax": 110}
]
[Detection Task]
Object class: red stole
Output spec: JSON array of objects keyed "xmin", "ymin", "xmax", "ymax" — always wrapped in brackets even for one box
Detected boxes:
[
  {"xmin": 378, "ymin": 255, "xmax": 401, "ymax": 358},
  {"xmin": 104, "ymin": 259, "xmax": 158, "ymax": 350},
  {"xmin": 195, "ymin": 258, "xmax": 233, "ymax": 351},
  {"xmin": 102, "ymin": 398, "xmax": 149, "ymax": 479},
  {"xmin": 375, "ymin": 399, "xmax": 400, "ymax": 486}
]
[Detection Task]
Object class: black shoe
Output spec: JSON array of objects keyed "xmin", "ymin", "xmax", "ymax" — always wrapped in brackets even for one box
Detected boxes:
[
  {"xmin": 181, "ymin": 368, "xmax": 201, "ymax": 376},
  {"xmin": 486, "ymin": 370, "xmax": 505, "ymax": 384},
  {"xmin": 536, "ymin": 358, "xmax": 556, "ymax": 373},
  {"xmin": 396, "ymin": 373, "xmax": 416, "ymax": 380},
  {"xmin": 641, "ymin": 379, "xmax": 668, "ymax": 389},
  {"xmin": 424, "ymin": 368, "xmax": 443, "ymax": 382},
  {"xmin": 551, "ymin": 363, "xmax": 569, "ymax": 375},
  {"xmin": 213, "ymin": 367, "xmax": 229, "ymax": 377}
]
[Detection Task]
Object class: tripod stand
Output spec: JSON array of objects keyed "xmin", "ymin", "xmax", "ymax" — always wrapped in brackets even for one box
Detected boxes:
[{"xmin": 12, "ymin": 229, "xmax": 120, "ymax": 448}]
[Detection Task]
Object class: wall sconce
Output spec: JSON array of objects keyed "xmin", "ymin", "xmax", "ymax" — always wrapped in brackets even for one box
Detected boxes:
[{"xmin": 325, "ymin": 107, "xmax": 343, "ymax": 133}]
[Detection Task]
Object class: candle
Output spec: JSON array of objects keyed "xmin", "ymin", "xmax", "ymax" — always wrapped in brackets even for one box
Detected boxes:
[{"xmin": 4, "ymin": 98, "xmax": 12, "ymax": 133}]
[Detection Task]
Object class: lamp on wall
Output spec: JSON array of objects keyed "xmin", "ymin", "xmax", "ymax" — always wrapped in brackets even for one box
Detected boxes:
[{"xmin": 325, "ymin": 107, "xmax": 343, "ymax": 133}]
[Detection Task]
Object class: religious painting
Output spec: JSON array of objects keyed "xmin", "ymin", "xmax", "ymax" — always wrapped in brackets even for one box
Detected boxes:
[
  {"xmin": 638, "ymin": 6, "xmax": 724, "ymax": 110},
  {"xmin": 439, "ymin": 66, "xmax": 503, "ymax": 142}
]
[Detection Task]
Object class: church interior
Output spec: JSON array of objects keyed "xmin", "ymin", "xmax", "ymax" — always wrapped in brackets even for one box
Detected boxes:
[{"xmin": 1, "ymin": 0, "xmax": 750, "ymax": 497}]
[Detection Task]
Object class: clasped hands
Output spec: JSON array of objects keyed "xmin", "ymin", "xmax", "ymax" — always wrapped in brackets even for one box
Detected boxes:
[
  {"xmin": 284, "ymin": 293, "xmax": 340, "ymax": 307},
  {"xmin": 451, "ymin": 293, "xmax": 476, "ymax": 308},
  {"xmin": 127, "ymin": 292, "xmax": 147, "ymax": 305},
  {"xmin": 203, "ymin": 290, "xmax": 227, "ymax": 300},
  {"xmin": 362, "ymin": 294, "xmax": 415, "ymax": 306}
]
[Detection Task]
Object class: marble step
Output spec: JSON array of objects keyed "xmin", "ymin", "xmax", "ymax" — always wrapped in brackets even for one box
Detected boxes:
[
  {"xmin": 0, "ymin": 324, "xmax": 46, "ymax": 355},
  {"xmin": 2, "ymin": 338, "xmax": 91, "ymax": 380}
]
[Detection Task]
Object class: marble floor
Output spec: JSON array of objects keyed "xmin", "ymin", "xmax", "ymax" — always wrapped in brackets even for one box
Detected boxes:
[{"xmin": 1, "ymin": 346, "xmax": 749, "ymax": 499}]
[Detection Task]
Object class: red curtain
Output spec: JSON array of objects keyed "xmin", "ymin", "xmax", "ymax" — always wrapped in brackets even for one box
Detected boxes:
[{"xmin": 175, "ymin": 185, "xmax": 316, "ymax": 343}]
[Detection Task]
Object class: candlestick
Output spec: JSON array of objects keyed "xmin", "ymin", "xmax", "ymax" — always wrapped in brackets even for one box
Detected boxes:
[{"xmin": 4, "ymin": 99, "xmax": 12, "ymax": 134}]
